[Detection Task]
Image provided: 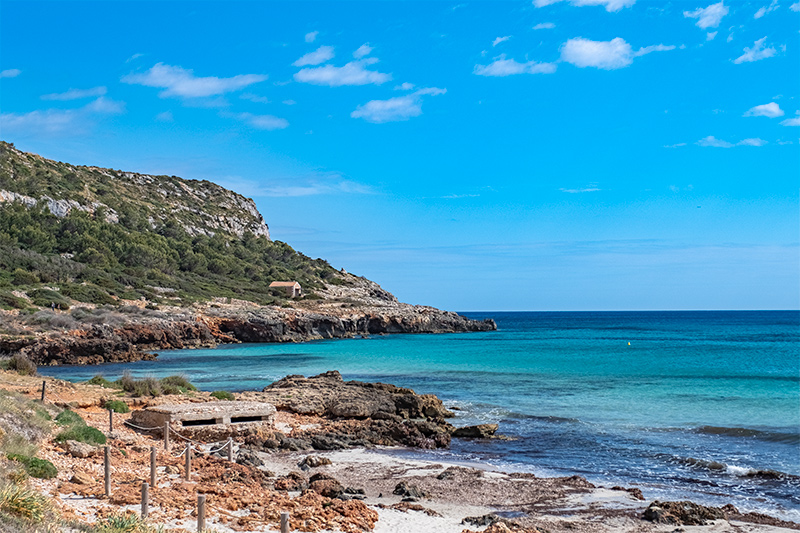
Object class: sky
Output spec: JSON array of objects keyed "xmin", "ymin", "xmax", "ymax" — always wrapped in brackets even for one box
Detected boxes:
[{"xmin": 0, "ymin": 0, "xmax": 798, "ymax": 311}]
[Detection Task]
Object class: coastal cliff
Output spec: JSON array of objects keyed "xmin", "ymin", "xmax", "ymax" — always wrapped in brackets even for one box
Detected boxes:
[{"xmin": 0, "ymin": 142, "xmax": 495, "ymax": 365}]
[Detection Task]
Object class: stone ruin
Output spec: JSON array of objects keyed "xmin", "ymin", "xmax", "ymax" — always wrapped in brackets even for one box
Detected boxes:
[{"xmin": 130, "ymin": 401, "xmax": 276, "ymax": 440}]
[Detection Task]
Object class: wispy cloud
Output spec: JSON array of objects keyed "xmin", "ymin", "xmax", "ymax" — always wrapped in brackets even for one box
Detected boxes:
[
  {"xmin": 696, "ymin": 135, "xmax": 767, "ymax": 147},
  {"xmin": 533, "ymin": 22, "xmax": 556, "ymax": 30},
  {"xmin": 744, "ymin": 102, "xmax": 784, "ymax": 118},
  {"xmin": 791, "ymin": 1, "xmax": 800, "ymax": 10},
  {"xmin": 295, "ymin": 58, "xmax": 391, "ymax": 87},
  {"xmin": 754, "ymin": 0, "xmax": 779, "ymax": 18},
  {"xmin": 155, "ymin": 111, "xmax": 173, "ymax": 122},
  {"xmin": 351, "ymin": 87, "xmax": 446, "ymax": 123},
  {"xmin": 353, "ymin": 44, "xmax": 373, "ymax": 58},
  {"xmin": 560, "ymin": 38, "xmax": 675, "ymax": 70},
  {"xmin": 0, "ymin": 97, "xmax": 124, "ymax": 137},
  {"xmin": 664, "ymin": 142, "xmax": 688, "ymax": 148},
  {"xmin": 219, "ymin": 172, "xmax": 374, "ymax": 197},
  {"xmin": 240, "ymin": 93, "xmax": 270, "ymax": 104},
  {"xmin": 560, "ymin": 186, "xmax": 601, "ymax": 193},
  {"xmin": 123, "ymin": 63, "xmax": 267, "ymax": 99},
  {"xmin": 707, "ymin": 31, "xmax": 718, "ymax": 40},
  {"xmin": 474, "ymin": 55, "xmax": 557, "ymax": 76},
  {"xmin": 223, "ymin": 111, "xmax": 289, "ymax": 130},
  {"xmin": 684, "ymin": 1, "xmax": 729, "ymax": 29},
  {"xmin": 780, "ymin": 112, "xmax": 800, "ymax": 126},
  {"xmin": 41, "ymin": 86, "xmax": 107, "ymax": 101},
  {"xmin": 394, "ymin": 82, "xmax": 415, "ymax": 91},
  {"xmin": 533, "ymin": 0, "xmax": 636, "ymax": 12},
  {"xmin": 293, "ymin": 45, "xmax": 335, "ymax": 67},
  {"xmin": 305, "ymin": 31, "xmax": 319, "ymax": 43},
  {"xmin": 492, "ymin": 36, "xmax": 512, "ymax": 47},
  {"xmin": 0, "ymin": 69, "xmax": 21, "ymax": 78},
  {"xmin": 733, "ymin": 37, "xmax": 777, "ymax": 64}
]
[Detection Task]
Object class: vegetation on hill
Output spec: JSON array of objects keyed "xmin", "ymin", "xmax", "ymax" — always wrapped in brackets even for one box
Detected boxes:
[{"xmin": 0, "ymin": 141, "xmax": 346, "ymax": 310}]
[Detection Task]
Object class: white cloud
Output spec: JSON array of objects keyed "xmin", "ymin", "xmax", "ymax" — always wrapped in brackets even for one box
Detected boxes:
[
  {"xmin": 0, "ymin": 97, "xmax": 123, "ymax": 137},
  {"xmin": 707, "ymin": 31, "xmax": 718, "ymax": 40},
  {"xmin": 156, "ymin": 111, "xmax": 173, "ymax": 122},
  {"xmin": 533, "ymin": 0, "xmax": 635, "ymax": 12},
  {"xmin": 282, "ymin": 99, "xmax": 296, "ymax": 105},
  {"xmin": 394, "ymin": 82, "xmax": 415, "ymax": 91},
  {"xmin": 293, "ymin": 46, "xmax": 335, "ymax": 67},
  {"xmin": 305, "ymin": 31, "xmax": 319, "ymax": 43},
  {"xmin": 0, "ymin": 69, "xmax": 21, "ymax": 78},
  {"xmin": 738, "ymin": 137, "xmax": 768, "ymax": 146},
  {"xmin": 351, "ymin": 87, "xmax": 446, "ymax": 123},
  {"xmin": 733, "ymin": 37, "xmax": 777, "ymax": 63},
  {"xmin": 41, "ymin": 86, "xmax": 107, "ymax": 100},
  {"xmin": 240, "ymin": 93, "xmax": 270, "ymax": 103},
  {"xmin": 696, "ymin": 135, "xmax": 768, "ymax": 147},
  {"xmin": 560, "ymin": 186, "xmax": 601, "ymax": 193},
  {"xmin": 781, "ymin": 112, "xmax": 800, "ymax": 126},
  {"xmin": 533, "ymin": 22, "xmax": 556, "ymax": 29},
  {"xmin": 743, "ymin": 102, "xmax": 784, "ymax": 118},
  {"xmin": 791, "ymin": 1, "xmax": 800, "ymax": 10},
  {"xmin": 664, "ymin": 143, "xmax": 688, "ymax": 148},
  {"xmin": 561, "ymin": 37, "xmax": 634, "ymax": 69},
  {"xmin": 697, "ymin": 136, "xmax": 734, "ymax": 147},
  {"xmin": 225, "ymin": 112, "xmax": 289, "ymax": 130},
  {"xmin": 754, "ymin": 0, "xmax": 779, "ymax": 18},
  {"xmin": 122, "ymin": 63, "xmax": 267, "ymax": 98},
  {"xmin": 493, "ymin": 36, "xmax": 512, "ymax": 47},
  {"xmin": 633, "ymin": 44, "xmax": 677, "ymax": 57},
  {"xmin": 474, "ymin": 55, "xmax": 557, "ymax": 76},
  {"xmin": 353, "ymin": 44, "xmax": 373, "ymax": 58},
  {"xmin": 294, "ymin": 58, "xmax": 391, "ymax": 86},
  {"xmin": 683, "ymin": 2, "xmax": 729, "ymax": 29}
]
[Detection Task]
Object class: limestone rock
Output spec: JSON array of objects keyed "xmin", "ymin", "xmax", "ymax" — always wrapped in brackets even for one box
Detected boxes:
[
  {"xmin": 69, "ymin": 472, "xmax": 93, "ymax": 485},
  {"xmin": 643, "ymin": 500, "xmax": 727, "ymax": 525},
  {"xmin": 452, "ymin": 423, "xmax": 499, "ymax": 438},
  {"xmin": 298, "ymin": 455, "xmax": 332, "ymax": 469},
  {"xmin": 63, "ymin": 440, "xmax": 96, "ymax": 458}
]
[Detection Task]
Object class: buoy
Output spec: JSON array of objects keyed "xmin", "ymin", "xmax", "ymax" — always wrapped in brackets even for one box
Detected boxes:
[{"xmin": 628, "ymin": 342, "xmax": 631, "ymax": 346}]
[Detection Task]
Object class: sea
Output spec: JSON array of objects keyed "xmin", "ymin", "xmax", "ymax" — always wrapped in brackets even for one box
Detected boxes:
[{"xmin": 38, "ymin": 311, "xmax": 800, "ymax": 521}]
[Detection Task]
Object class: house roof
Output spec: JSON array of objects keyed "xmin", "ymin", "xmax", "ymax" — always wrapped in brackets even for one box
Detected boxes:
[{"xmin": 269, "ymin": 281, "xmax": 301, "ymax": 287}]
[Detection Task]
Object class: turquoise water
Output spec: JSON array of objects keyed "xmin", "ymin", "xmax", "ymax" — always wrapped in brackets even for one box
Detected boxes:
[{"xmin": 40, "ymin": 311, "xmax": 800, "ymax": 520}]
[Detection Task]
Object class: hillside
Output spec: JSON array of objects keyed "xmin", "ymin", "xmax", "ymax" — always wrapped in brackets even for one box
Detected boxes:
[{"xmin": 0, "ymin": 142, "xmax": 495, "ymax": 364}]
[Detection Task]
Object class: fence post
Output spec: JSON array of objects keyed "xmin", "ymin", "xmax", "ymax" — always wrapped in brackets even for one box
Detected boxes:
[
  {"xmin": 103, "ymin": 446, "xmax": 110, "ymax": 497},
  {"xmin": 197, "ymin": 494, "xmax": 206, "ymax": 533},
  {"xmin": 184, "ymin": 445, "xmax": 191, "ymax": 480},
  {"xmin": 150, "ymin": 446, "xmax": 157, "ymax": 487},
  {"xmin": 227, "ymin": 437, "xmax": 233, "ymax": 462},
  {"xmin": 164, "ymin": 421, "xmax": 170, "ymax": 451},
  {"xmin": 108, "ymin": 408, "xmax": 113, "ymax": 433},
  {"xmin": 280, "ymin": 512, "xmax": 290, "ymax": 533},
  {"xmin": 40, "ymin": 381, "xmax": 46, "ymax": 403},
  {"xmin": 141, "ymin": 482, "xmax": 149, "ymax": 518}
]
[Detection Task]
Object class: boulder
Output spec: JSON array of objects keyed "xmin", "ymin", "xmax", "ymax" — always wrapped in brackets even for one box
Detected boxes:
[
  {"xmin": 643, "ymin": 501, "xmax": 727, "ymax": 525},
  {"xmin": 452, "ymin": 424, "xmax": 499, "ymax": 439},
  {"xmin": 63, "ymin": 440, "xmax": 96, "ymax": 458},
  {"xmin": 298, "ymin": 455, "xmax": 332, "ymax": 469}
]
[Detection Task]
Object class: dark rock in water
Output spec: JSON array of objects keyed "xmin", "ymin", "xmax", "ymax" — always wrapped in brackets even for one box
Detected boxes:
[
  {"xmin": 345, "ymin": 487, "xmax": 366, "ymax": 495},
  {"xmin": 298, "ymin": 455, "xmax": 332, "ymax": 470},
  {"xmin": 393, "ymin": 481, "xmax": 428, "ymax": 501},
  {"xmin": 235, "ymin": 449, "xmax": 263, "ymax": 468},
  {"xmin": 452, "ymin": 423, "xmax": 499, "ymax": 438},
  {"xmin": 643, "ymin": 500, "xmax": 727, "ymax": 525},
  {"xmin": 611, "ymin": 485, "xmax": 645, "ymax": 500}
]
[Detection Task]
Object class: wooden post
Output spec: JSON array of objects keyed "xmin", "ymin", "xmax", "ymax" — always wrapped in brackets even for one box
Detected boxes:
[
  {"xmin": 164, "ymin": 421, "xmax": 170, "ymax": 450},
  {"xmin": 280, "ymin": 512, "xmax": 290, "ymax": 533},
  {"xmin": 103, "ymin": 446, "xmax": 110, "ymax": 497},
  {"xmin": 184, "ymin": 445, "xmax": 191, "ymax": 480},
  {"xmin": 197, "ymin": 494, "xmax": 206, "ymax": 533},
  {"xmin": 141, "ymin": 482, "xmax": 149, "ymax": 518},
  {"xmin": 150, "ymin": 446, "xmax": 156, "ymax": 487},
  {"xmin": 40, "ymin": 381, "xmax": 46, "ymax": 402},
  {"xmin": 226, "ymin": 437, "xmax": 233, "ymax": 462},
  {"xmin": 108, "ymin": 408, "xmax": 113, "ymax": 433}
]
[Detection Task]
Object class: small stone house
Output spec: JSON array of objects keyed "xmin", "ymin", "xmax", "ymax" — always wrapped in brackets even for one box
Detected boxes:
[{"xmin": 269, "ymin": 281, "xmax": 302, "ymax": 298}]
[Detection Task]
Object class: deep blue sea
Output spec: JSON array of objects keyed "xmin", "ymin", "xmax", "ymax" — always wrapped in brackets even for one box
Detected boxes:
[{"xmin": 39, "ymin": 311, "xmax": 800, "ymax": 520}]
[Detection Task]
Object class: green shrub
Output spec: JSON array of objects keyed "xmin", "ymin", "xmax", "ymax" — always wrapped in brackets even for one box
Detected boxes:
[
  {"xmin": 210, "ymin": 391, "xmax": 234, "ymax": 401},
  {"xmin": 11, "ymin": 268, "xmax": 38, "ymax": 285},
  {"xmin": 27, "ymin": 288, "xmax": 70, "ymax": 310},
  {"xmin": 55, "ymin": 409, "xmax": 83, "ymax": 427},
  {"xmin": 0, "ymin": 291, "xmax": 28, "ymax": 310},
  {"xmin": 55, "ymin": 424, "xmax": 106, "ymax": 445},
  {"xmin": 0, "ymin": 483, "xmax": 51, "ymax": 521},
  {"xmin": 103, "ymin": 400, "xmax": 129, "ymax": 413},
  {"xmin": 7, "ymin": 354, "xmax": 36, "ymax": 376},
  {"xmin": 87, "ymin": 375, "xmax": 121, "ymax": 388},
  {"xmin": 6, "ymin": 454, "xmax": 58, "ymax": 479},
  {"xmin": 160, "ymin": 375, "xmax": 196, "ymax": 394}
]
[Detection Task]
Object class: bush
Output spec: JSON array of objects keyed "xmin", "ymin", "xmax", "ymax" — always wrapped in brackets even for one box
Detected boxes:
[
  {"xmin": 92, "ymin": 512, "xmax": 153, "ymax": 533},
  {"xmin": 0, "ymin": 292, "xmax": 28, "ymax": 310},
  {"xmin": 11, "ymin": 268, "xmax": 38, "ymax": 285},
  {"xmin": 103, "ymin": 400, "xmax": 129, "ymax": 413},
  {"xmin": 55, "ymin": 409, "xmax": 83, "ymax": 427},
  {"xmin": 27, "ymin": 288, "xmax": 70, "ymax": 310},
  {"xmin": 86, "ymin": 375, "xmax": 120, "ymax": 389},
  {"xmin": 210, "ymin": 391, "xmax": 234, "ymax": 401},
  {"xmin": 0, "ymin": 483, "xmax": 50, "ymax": 521},
  {"xmin": 55, "ymin": 424, "xmax": 106, "ymax": 445},
  {"xmin": 7, "ymin": 354, "xmax": 36, "ymax": 376},
  {"xmin": 6, "ymin": 454, "xmax": 58, "ymax": 479},
  {"xmin": 160, "ymin": 375, "xmax": 196, "ymax": 394}
]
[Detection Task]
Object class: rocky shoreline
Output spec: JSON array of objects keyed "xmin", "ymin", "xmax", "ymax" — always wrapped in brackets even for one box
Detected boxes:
[{"xmin": 0, "ymin": 278, "xmax": 496, "ymax": 366}]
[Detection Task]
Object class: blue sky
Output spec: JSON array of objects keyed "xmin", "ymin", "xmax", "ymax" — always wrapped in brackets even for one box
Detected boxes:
[{"xmin": 1, "ymin": 0, "xmax": 798, "ymax": 311}]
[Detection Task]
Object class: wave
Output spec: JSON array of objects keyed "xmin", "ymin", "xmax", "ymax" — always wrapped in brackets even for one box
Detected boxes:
[
  {"xmin": 694, "ymin": 425, "xmax": 800, "ymax": 444},
  {"xmin": 674, "ymin": 457, "xmax": 799, "ymax": 481}
]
